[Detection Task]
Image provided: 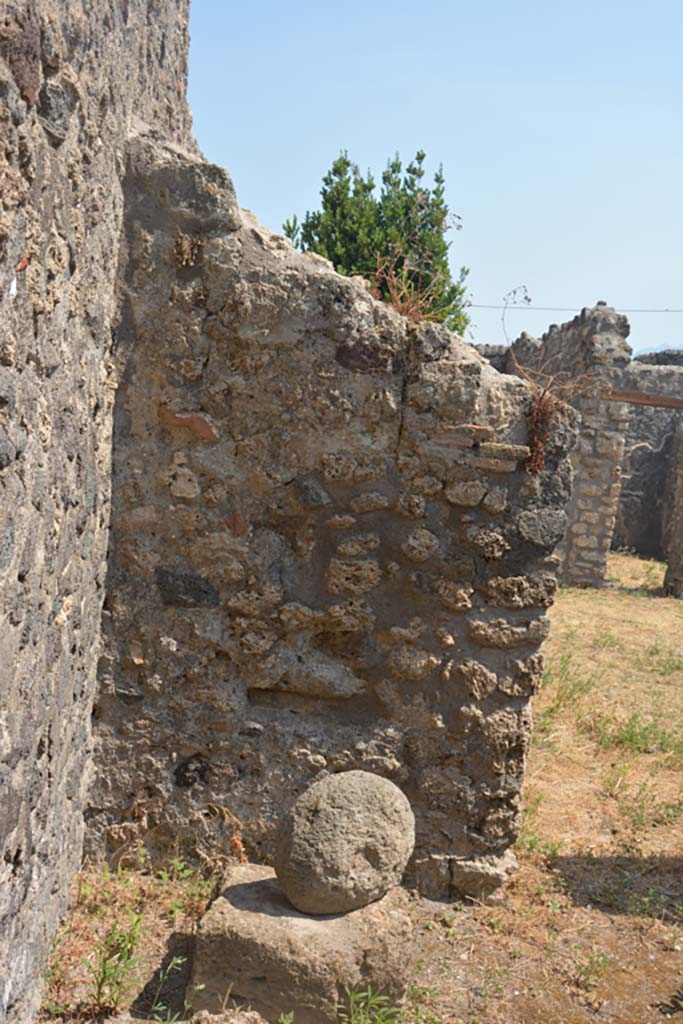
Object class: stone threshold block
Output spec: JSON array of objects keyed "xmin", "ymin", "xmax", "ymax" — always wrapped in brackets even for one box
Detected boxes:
[{"xmin": 190, "ymin": 864, "xmax": 415, "ymax": 1024}]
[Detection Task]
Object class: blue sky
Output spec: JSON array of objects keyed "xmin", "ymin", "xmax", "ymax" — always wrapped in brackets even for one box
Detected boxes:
[{"xmin": 188, "ymin": 1, "xmax": 683, "ymax": 354}]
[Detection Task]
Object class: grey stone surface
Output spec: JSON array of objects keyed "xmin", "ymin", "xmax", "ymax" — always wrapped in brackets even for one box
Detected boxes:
[
  {"xmin": 190, "ymin": 863, "xmax": 415, "ymax": 1024},
  {"xmin": 450, "ymin": 849, "xmax": 517, "ymax": 898},
  {"xmin": 0, "ymin": 2, "xmax": 193, "ymax": 1021},
  {"xmin": 273, "ymin": 770, "xmax": 415, "ymax": 914},
  {"xmin": 473, "ymin": 343, "xmax": 509, "ymax": 372}
]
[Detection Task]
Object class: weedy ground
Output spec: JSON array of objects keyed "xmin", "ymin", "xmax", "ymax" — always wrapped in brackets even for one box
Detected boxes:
[
  {"xmin": 40, "ymin": 553, "xmax": 683, "ymax": 1024},
  {"xmin": 412, "ymin": 551, "xmax": 683, "ymax": 1023}
]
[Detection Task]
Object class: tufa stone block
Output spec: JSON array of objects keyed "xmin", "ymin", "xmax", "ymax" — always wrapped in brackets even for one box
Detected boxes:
[{"xmin": 190, "ymin": 864, "xmax": 415, "ymax": 1024}]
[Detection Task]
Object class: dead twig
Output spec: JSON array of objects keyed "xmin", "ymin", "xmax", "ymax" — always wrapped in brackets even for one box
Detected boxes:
[{"xmin": 510, "ymin": 353, "xmax": 596, "ymax": 474}]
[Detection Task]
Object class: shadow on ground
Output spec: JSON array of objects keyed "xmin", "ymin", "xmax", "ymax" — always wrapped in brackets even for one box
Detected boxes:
[
  {"xmin": 130, "ymin": 932, "xmax": 194, "ymax": 1020},
  {"xmin": 554, "ymin": 853, "xmax": 683, "ymax": 920}
]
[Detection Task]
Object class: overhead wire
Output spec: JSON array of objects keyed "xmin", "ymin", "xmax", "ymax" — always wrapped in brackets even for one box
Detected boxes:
[{"xmin": 469, "ymin": 304, "xmax": 683, "ymax": 314}]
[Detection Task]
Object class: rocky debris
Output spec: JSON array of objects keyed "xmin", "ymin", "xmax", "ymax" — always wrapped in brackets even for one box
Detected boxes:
[
  {"xmin": 273, "ymin": 770, "xmax": 415, "ymax": 914},
  {"xmin": 190, "ymin": 863, "xmax": 414, "ymax": 1024}
]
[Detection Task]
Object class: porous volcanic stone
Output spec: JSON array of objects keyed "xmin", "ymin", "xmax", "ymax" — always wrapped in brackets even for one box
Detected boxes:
[
  {"xmin": 273, "ymin": 770, "xmax": 415, "ymax": 914},
  {"xmin": 190, "ymin": 863, "xmax": 414, "ymax": 1024}
]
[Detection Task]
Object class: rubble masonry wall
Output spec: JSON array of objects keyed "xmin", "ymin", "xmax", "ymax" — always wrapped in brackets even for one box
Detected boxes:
[
  {"xmin": 0, "ymin": 2, "xmax": 192, "ymax": 1020},
  {"xmin": 614, "ymin": 361, "xmax": 683, "ymax": 562},
  {"xmin": 86, "ymin": 131, "xmax": 576, "ymax": 902},
  {"xmin": 507, "ymin": 305, "xmax": 632, "ymax": 587}
]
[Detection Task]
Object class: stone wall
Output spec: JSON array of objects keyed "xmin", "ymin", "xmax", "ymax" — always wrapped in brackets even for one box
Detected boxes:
[
  {"xmin": 507, "ymin": 305, "xmax": 632, "ymax": 587},
  {"xmin": 85, "ymin": 129, "xmax": 576, "ymax": 902},
  {"xmin": 0, "ymin": 3, "xmax": 192, "ymax": 1021},
  {"xmin": 476, "ymin": 323, "xmax": 683, "ymax": 586},
  {"xmin": 663, "ymin": 421, "xmax": 683, "ymax": 596},
  {"xmin": 1, "ymin": 2, "xmax": 579, "ymax": 1013},
  {"xmin": 473, "ymin": 343, "xmax": 509, "ymax": 373},
  {"xmin": 613, "ymin": 361, "xmax": 683, "ymax": 560},
  {"xmin": 636, "ymin": 350, "xmax": 683, "ymax": 367}
]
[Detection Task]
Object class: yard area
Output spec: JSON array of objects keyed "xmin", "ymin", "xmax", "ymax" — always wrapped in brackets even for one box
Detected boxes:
[{"xmin": 41, "ymin": 553, "xmax": 683, "ymax": 1024}]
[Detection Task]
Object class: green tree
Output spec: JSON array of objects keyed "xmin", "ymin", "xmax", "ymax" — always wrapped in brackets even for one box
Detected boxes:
[{"xmin": 284, "ymin": 150, "xmax": 469, "ymax": 333}]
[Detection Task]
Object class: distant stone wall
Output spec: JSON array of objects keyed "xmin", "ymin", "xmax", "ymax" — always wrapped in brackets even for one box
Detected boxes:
[
  {"xmin": 473, "ymin": 343, "xmax": 509, "ymax": 373},
  {"xmin": 0, "ymin": 3, "xmax": 192, "ymax": 1021},
  {"xmin": 86, "ymin": 130, "xmax": 576, "ymax": 902},
  {"xmin": 475, "ymin": 325, "xmax": 683, "ymax": 585},
  {"xmin": 613, "ymin": 362, "xmax": 683, "ymax": 558},
  {"xmin": 635, "ymin": 350, "xmax": 683, "ymax": 367},
  {"xmin": 507, "ymin": 305, "xmax": 632, "ymax": 587},
  {"xmin": 663, "ymin": 421, "xmax": 683, "ymax": 596}
]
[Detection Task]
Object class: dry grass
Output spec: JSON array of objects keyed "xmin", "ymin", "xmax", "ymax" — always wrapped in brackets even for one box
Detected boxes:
[
  {"xmin": 412, "ymin": 552, "xmax": 683, "ymax": 1023},
  {"xmin": 41, "ymin": 553, "xmax": 683, "ymax": 1023},
  {"xmin": 40, "ymin": 853, "xmax": 218, "ymax": 1023}
]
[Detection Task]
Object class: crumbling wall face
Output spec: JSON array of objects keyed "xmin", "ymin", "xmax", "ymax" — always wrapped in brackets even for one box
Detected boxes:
[
  {"xmin": 86, "ymin": 132, "xmax": 576, "ymax": 901},
  {"xmin": 508, "ymin": 306, "xmax": 632, "ymax": 587},
  {"xmin": 0, "ymin": 3, "xmax": 192, "ymax": 1021},
  {"xmin": 613, "ymin": 363, "xmax": 683, "ymax": 560}
]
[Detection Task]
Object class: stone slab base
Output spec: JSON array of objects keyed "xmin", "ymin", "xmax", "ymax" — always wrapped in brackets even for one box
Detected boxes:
[{"xmin": 190, "ymin": 864, "xmax": 415, "ymax": 1024}]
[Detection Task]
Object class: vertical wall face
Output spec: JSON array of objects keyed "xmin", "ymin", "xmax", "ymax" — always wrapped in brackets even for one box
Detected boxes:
[
  {"xmin": 86, "ymin": 131, "xmax": 576, "ymax": 901},
  {"xmin": 509, "ymin": 305, "xmax": 632, "ymax": 587},
  {"xmin": 614, "ymin": 362, "xmax": 683, "ymax": 560},
  {"xmin": 0, "ymin": 4, "xmax": 192, "ymax": 1021},
  {"xmin": 663, "ymin": 421, "xmax": 683, "ymax": 596}
]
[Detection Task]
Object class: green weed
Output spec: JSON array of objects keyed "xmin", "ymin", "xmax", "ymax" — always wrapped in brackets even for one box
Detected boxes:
[
  {"xmin": 615, "ymin": 778, "xmax": 683, "ymax": 830},
  {"xmin": 592, "ymin": 631, "xmax": 621, "ymax": 650},
  {"xmin": 536, "ymin": 655, "xmax": 595, "ymax": 734},
  {"xmin": 149, "ymin": 954, "xmax": 187, "ymax": 1022},
  {"xmin": 338, "ymin": 986, "xmax": 401, "ymax": 1024},
  {"xmin": 82, "ymin": 910, "xmax": 143, "ymax": 1012},
  {"xmin": 636, "ymin": 642, "xmax": 683, "ymax": 677},
  {"xmin": 41, "ymin": 931, "xmax": 69, "ymax": 1018},
  {"xmin": 582, "ymin": 711, "xmax": 683, "ymax": 757},
  {"xmin": 516, "ymin": 793, "xmax": 561, "ymax": 859},
  {"xmin": 400, "ymin": 983, "xmax": 439, "ymax": 1023},
  {"xmin": 601, "ymin": 760, "xmax": 635, "ymax": 800},
  {"xmin": 574, "ymin": 949, "xmax": 610, "ymax": 990},
  {"xmin": 157, "ymin": 857, "xmax": 194, "ymax": 886}
]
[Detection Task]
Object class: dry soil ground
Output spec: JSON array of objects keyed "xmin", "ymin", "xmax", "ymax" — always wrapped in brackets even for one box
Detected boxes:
[{"xmin": 40, "ymin": 553, "xmax": 683, "ymax": 1024}]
